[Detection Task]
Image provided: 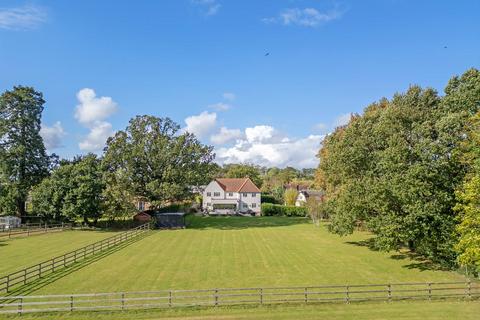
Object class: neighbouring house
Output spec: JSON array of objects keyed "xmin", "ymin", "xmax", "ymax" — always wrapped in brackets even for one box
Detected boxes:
[
  {"xmin": 295, "ymin": 190, "xmax": 325, "ymax": 207},
  {"xmin": 134, "ymin": 197, "xmax": 152, "ymax": 212},
  {"xmin": 202, "ymin": 178, "xmax": 261, "ymax": 215}
]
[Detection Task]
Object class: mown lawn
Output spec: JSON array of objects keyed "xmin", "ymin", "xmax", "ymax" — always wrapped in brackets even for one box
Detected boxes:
[
  {"xmin": 0, "ymin": 230, "xmax": 118, "ymax": 275},
  {"xmin": 21, "ymin": 216, "xmax": 466, "ymax": 295},
  {"xmin": 0, "ymin": 300, "xmax": 478, "ymax": 320}
]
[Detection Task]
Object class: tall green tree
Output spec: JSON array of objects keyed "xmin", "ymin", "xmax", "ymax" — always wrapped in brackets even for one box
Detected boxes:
[
  {"xmin": 221, "ymin": 163, "xmax": 263, "ymax": 187},
  {"xmin": 455, "ymin": 112, "xmax": 480, "ymax": 275},
  {"xmin": 31, "ymin": 154, "xmax": 104, "ymax": 223},
  {"xmin": 0, "ymin": 86, "xmax": 50, "ymax": 216},
  {"xmin": 317, "ymin": 69, "xmax": 480, "ymax": 265},
  {"xmin": 103, "ymin": 115, "xmax": 216, "ymax": 208}
]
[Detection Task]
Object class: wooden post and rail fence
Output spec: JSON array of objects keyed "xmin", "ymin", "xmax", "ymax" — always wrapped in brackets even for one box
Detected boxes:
[
  {"xmin": 0, "ymin": 223, "xmax": 71, "ymax": 240},
  {"xmin": 0, "ymin": 281, "xmax": 477, "ymax": 314},
  {"xmin": 0, "ymin": 223, "xmax": 151, "ymax": 294}
]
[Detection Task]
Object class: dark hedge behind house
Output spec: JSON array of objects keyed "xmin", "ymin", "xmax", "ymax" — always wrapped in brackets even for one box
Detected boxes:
[{"xmin": 261, "ymin": 203, "xmax": 307, "ymax": 217}]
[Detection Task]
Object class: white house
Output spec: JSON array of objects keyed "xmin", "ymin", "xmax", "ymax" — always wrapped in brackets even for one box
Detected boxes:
[
  {"xmin": 295, "ymin": 190, "xmax": 324, "ymax": 207},
  {"xmin": 202, "ymin": 178, "xmax": 261, "ymax": 215}
]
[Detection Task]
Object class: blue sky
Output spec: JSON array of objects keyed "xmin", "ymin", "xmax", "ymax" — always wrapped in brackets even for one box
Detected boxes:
[{"xmin": 1, "ymin": 0, "xmax": 479, "ymax": 168}]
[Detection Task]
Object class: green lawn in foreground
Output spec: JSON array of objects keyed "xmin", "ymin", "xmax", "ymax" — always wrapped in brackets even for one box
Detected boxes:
[
  {"xmin": 0, "ymin": 300, "xmax": 478, "ymax": 320},
  {"xmin": 0, "ymin": 230, "xmax": 118, "ymax": 275},
  {"xmin": 26, "ymin": 216, "xmax": 466, "ymax": 295}
]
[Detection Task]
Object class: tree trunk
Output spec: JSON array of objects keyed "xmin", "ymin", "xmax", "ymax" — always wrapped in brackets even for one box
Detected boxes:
[{"xmin": 17, "ymin": 198, "xmax": 26, "ymax": 219}]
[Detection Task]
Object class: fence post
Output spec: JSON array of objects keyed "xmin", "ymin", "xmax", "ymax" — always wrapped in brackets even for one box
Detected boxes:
[
  {"xmin": 169, "ymin": 291, "xmax": 172, "ymax": 307},
  {"xmin": 52, "ymin": 258, "xmax": 55, "ymax": 272},
  {"xmin": 214, "ymin": 289, "xmax": 219, "ymax": 306},
  {"xmin": 6, "ymin": 275, "xmax": 9, "ymax": 293},
  {"xmin": 345, "ymin": 286, "xmax": 350, "ymax": 304},
  {"xmin": 23, "ymin": 269, "xmax": 27, "ymax": 285},
  {"xmin": 387, "ymin": 284, "xmax": 392, "ymax": 302},
  {"xmin": 39, "ymin": 264, "xmax": 42, "ymax": 278},
  {"xmin": 428, "ymin": 283, "xmax": 432, "ymax": 300},
  {"xmin": 18, "ymin": 297, "xmax": 23, "ymax": 314},
  {"xmin": 304, "ymin": 287, "xmax": 308, "ymax": 303},
  {"xmin": 121, "ymin": 293, "xmax": 125, "ymax": 310},
  {"xmin": 70, "ymin": 295, "xmax": 74, "ymax": 311},
  {"xmin": 467, "ymin": 280, "xmax": 472, "ymax": 299},
  {"xmin": 259, "ymin": 288, "xmax": 263, "ymax": 304}
]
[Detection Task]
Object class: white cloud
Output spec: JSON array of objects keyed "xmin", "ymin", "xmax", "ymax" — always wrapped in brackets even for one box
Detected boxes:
[
  {"xmin": 333, "ymin": 113, "xmax": 352, "ymax": 128},
  {"xmin": 222, "ymin": 92, "xmax": 236, "ymax": 101},
  {"xmin": 216, "ymin": 125, "xmax": 324, "ymax": 168},
  {"xmin": 184, "ymin": 111, "xmax": 217, "ymax": 138},
  {"xmin": 0, "ymin": 5, "xmax": 47, "ymax": 30},
  {"xmin": 78, "ymin": 121, "xmax": 114, "ymax": 152},
  {"xmin": 192, "ymin": 0, "xmax": 221, "ymax": 16},
  {"xmin": 245, "ymin": 125, "xmax": 279, "ymax": 143},
  {"xmin": 74, "ymin": 88, "xmax": 118, "ymax": 152},
  {"xmin": 75, "ymin": 88, "xmax": 118, "ymax": 125},
  {"xmin": 263, "ymin": 6, "xmax": 344, "ymax": 27},
  {"xmin": 209, "ymin": 102, "xmax": 231, "ymax": 111},
  {"xmin": 210, "ymin": 127, "xmax": 243, "ymax": 145},
  {"xmin": 40, "ymin": 121, "xmax": 66, "ymax": 150}
]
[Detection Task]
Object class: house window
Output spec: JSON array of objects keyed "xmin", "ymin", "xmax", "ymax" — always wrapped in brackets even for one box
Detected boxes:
[
  {"xmin": 214, "ymin": 192, "xmax": 220, "ymax": 197},
  {"xmin": 207, "ymin": 192, "xmax": 211, "ymax": 197},
  {"xmin": 228, "ymin": 192, "xmax": 233, "ymax": 197},
  {"xmin": 243, "ymin": 203, "xmax": 248, "ymax": 208},
  {"xmin": 252, "ymin": 203, "xmax": 256, "ymax": 208},
  {"xmin": 251, "ymin": 193, "xmax": 257, "ymax": 197},
  {"xmin": 138, "ymin": 201, "xmax": 145, "ymax": 211},
  {"xmin": 243, "ymin": 193, "xmax": 248, "ymax": 197},
  {"xmin": 207, "ymin": 202, "xmax": 211, "ymax": 207}
]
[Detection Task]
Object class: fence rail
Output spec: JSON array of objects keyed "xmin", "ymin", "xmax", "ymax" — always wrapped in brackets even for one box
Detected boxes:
[
  {"xmin": 0, "ymin": 281, "xmax": 477, "ymax": 314},
  {"xmin": 0, "ymin": 223, "xmax": 71, "ymax": 239},
  {"xmin": 0, "ymin": 223, "xmax": 151, "ymax": 294}
]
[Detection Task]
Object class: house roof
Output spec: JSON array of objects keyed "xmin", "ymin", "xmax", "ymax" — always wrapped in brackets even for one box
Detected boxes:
[
  {"xmin": 300, "ymin": 190, "xmax": 324, "ymax": 198},
  {"xmin": 215, "ymin": 178, "xmax": 261, "ymax": 193}
]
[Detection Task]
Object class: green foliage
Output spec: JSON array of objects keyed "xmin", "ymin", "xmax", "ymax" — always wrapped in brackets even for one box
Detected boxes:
[
  {"xmin": 283, "ymin": 188, "xmax": 298, "ymax": 206},
  {"xmin": 31, "ymin": 154, "xmax": 104, "ymax": 223},
  {"xmin": 317, "ymin": 69, "xmax": 480, "ymax": 265},
  {"xmin": 261, "ymin": 194, "xmax": 279, "ymax": 204},
  {"xmin": 0, "ymin": 86, "xmax": 50, "ymax": 216},
  {"xmin": 221, "ymin": 163, "xmax": 263, "ymax": 187},
  {"xmin": 261, "ymin": 203, "xmax": 307, "ymax": 217},
  {"xmin": 103, "ymin": 115, "xmax": 216, "ymax": 208},
  {"xmin": 454, "ymin": 112, "xmax": 480, "ymax": 274}
]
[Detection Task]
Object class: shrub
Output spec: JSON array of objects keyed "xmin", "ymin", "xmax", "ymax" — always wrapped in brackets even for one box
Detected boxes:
[
  {"xmin": 261, "ymin": 194, "xmax": 279, "ymax": 204},
  {"xmin": 261, "ymin": 203, "xmax": 307, "ymax": 217}
]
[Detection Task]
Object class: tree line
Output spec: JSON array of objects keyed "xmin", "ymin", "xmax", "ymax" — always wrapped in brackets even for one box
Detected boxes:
[
  {"xmin": 0, "ymin": 87, "xmax": 217, "ymax": 223},
  {"xmin": 315, "ymin": 69, "xmax": 480, "ymax": 275},
  {"xmin": 0, "ymin": 86, "xmax": 317, "ymax": 224}
]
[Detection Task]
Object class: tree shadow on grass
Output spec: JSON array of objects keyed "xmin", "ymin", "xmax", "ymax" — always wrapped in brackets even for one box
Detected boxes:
[
  {"xmin": 0, "ymin": 231, "xmax": 153, "ymax": 303},
  {"xmin": 345, "ymin": 239, "xmax": 450, "ymax": 272},
  {"xmin": 186, "ymin": 216, "xmax": 310, "ymax": 230}
]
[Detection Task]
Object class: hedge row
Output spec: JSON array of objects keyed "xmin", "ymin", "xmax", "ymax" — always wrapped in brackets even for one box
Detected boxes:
[
  {"xmin": 261, "ymin": 203, "xmax": 308, "ymax": 217},
  {"xmin": 261, "ymin": 194, "xmax": 280, "ymax": 204}
]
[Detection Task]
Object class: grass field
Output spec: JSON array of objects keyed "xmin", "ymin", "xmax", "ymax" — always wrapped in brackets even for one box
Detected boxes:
[
  {"xmin": 0, "ymin": 230, "xmax": 118, "ymax": 275},
  {"xmin": 3, "ymin": 216, "xmax": 466, "ymax": 295},
  {"xmin": 0, "ymin": 300, "xmax": 478, "ymax": 320}
]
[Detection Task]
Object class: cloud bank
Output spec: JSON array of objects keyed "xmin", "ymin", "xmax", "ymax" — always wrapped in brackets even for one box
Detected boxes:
[
  {"xmin": 0, "ymin": 5, "xmax": 47, "ymax": 30},
  {"xmin": 75, "ymin": 88, "xmax": 118, "ymax": 152}
]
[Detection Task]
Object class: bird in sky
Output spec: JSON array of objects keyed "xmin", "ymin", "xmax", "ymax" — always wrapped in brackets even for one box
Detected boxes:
[
  {"xmin": 444, "ymin": 46, "xmax": 448, "ymax": 49},
  {"xmin": 265, "ymin": 52, "xmax": 270, "ymax": 56}
]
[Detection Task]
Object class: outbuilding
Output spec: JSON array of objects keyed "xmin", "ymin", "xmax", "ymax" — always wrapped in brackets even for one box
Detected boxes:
[
  {"xmin": 0, "ymin": 216, "xmax": 22, "ymax": 231},
  {"xmin": 133, "ymin": 211, "xmax": 152, "ymax": 223},
  {"xmin": 154, "ymin": 212, "xmax": 186, "ymax": 229}
]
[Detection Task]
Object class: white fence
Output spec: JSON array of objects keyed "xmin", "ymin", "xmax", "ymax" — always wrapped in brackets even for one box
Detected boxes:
[{"xmin": 0, "ymin": 281, "xmax": 477, "ymax": 314}]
